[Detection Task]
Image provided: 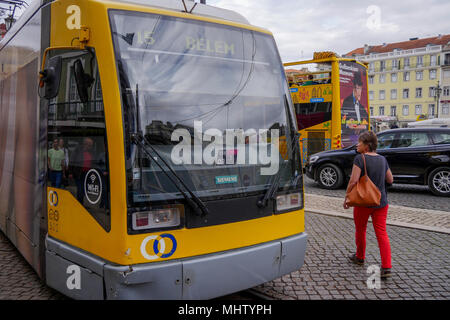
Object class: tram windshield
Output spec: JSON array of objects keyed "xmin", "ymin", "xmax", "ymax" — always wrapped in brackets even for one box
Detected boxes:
[{"xmin": 109, "ymin": 10, "xmax": 301, "ymax": 204}]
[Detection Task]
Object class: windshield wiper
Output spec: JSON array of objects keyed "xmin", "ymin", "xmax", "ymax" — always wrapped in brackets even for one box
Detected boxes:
[
  {"xmin": 257, "ymin": 131, "xmax": 301, "ymax": 208},
  {"xmin": 130, "ymin": 83, "xmax": 208, "ymax": 217},
  {"xmin": 131, "ymin": 132, "xmax": 209, "ymax": 217}
]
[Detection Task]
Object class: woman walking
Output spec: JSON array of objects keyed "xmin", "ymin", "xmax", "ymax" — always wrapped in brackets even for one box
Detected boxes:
[{"xmin": 343, "ymin": 131, "xmax": 394, "ymax": 278}]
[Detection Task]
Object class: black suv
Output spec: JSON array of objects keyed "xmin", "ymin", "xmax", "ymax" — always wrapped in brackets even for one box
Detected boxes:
[{"xmin": 304, "ymin": 128, "xmax": 450, "ymax": 196}]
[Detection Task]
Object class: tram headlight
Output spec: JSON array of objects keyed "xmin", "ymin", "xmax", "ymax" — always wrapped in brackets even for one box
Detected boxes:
[
  {"xmin": 132, "ymin": 206, "xmax": 181, "ymax": 230},
  {"xmin": 275, "ymin": 192, "xmax": 302, "ymax": 213}
]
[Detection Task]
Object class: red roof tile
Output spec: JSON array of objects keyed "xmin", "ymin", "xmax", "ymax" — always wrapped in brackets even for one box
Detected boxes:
[{"xmin": 345, "ymin": 34, "xmax": 450, "ymax": 56}]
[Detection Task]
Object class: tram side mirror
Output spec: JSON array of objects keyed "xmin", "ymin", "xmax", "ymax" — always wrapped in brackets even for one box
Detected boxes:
[
  {"xmin": 40, "ymin": 55, "xmax": 62, "ymax": 99},
  {"xmin": 73, "ymin": 59, "xmax": 94, "ymax": 104}
]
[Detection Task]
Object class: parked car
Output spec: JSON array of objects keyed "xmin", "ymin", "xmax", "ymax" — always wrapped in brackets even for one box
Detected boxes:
[{"xmin": 304, "ymin": 128, "xmax": 450, "ymax": 196}]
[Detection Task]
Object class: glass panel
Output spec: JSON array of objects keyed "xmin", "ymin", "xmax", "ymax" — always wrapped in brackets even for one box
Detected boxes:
[
  {"xmin": 307, "ymin": 132, "xmax": 325, "ymax": 155},
  {"xmin": 47, "ymin": 50, "xmax": 110, "ymax": 231},
  {"xmin": 393, "ymin": 132, "xmax": 430, "ymax": 148},
  {"xmin": 294, "ymin": 102, "xmax": 331, "ymax": 129},
  {"xmin": 109, "ymin": 11, "xmax": 300, "ymax": 205},
  {"xmin": 432, "ymin": 133, "xmax": 450, "ymax": 145},
  {"xmin": 377, "ymin": 132, "xmax": 396, "ymax": 150}
]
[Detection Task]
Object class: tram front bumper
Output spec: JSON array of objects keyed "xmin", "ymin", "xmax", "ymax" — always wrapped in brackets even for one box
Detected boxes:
[{"xmin": 46, "ymin": 232, "xmax": 307, "ymax": 300}]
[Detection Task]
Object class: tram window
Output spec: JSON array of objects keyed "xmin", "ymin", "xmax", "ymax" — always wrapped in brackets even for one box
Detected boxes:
[
  {"xmin": 47, "ymin": 49, "xmax": 110, "ymax": 231},
  {"xmin": 294, "ymin": 102, "xmax": 332, "ymax": 130}
]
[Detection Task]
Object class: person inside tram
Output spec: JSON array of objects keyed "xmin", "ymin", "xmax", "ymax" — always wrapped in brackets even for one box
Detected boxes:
[
  {"xmin": 48, "ymin": 138, "xmax": 65, "ymax": 188},
  {"xmin": 69, "ymin": 137, "xmax": 95, "ymax": 203}
]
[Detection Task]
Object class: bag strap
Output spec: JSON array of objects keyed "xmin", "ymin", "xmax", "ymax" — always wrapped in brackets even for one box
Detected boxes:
[{"xmin": 361, "ymin": 153, "xmax": 368, "ymax": 176}]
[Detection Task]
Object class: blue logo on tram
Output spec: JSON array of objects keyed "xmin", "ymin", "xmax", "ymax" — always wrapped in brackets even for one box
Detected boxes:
[
  {"xmin": 48, "ymin": 190, "xmax": 58, "ymax": 207},
  {"xmin": 140, "ymin": 233, "xmax": 177, "ymax": 260}
]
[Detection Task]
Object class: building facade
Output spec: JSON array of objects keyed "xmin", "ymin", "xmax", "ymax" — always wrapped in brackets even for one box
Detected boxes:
[
  {"xmin": 345, "ymin": 35, "xmax": 450, "ymax": 128},
  {"xmin": 440, "ymin": 45, "xmax": 450, "ymax": 118}
]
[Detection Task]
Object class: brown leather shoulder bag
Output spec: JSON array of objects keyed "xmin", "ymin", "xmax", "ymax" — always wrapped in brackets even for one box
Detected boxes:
[{"xmin": 345, "ymin": 154, "xmax": 381, "ymax": 207}]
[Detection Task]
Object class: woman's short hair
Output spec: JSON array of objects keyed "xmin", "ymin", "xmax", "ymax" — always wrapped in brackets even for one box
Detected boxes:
[{"xmin": 358, "ymin": 131, "xmax": 378, "ymax": 152}]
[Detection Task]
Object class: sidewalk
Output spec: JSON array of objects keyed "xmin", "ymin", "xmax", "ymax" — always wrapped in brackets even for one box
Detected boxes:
[{"xmin": 305, "ymin": 193, "xmax": 450, "ymax": 234}]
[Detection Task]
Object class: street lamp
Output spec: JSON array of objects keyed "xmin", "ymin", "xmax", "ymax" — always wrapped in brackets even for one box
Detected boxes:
[
  {"xmin": 4, "ymin": 14, "xmax": 15, "ymax": 30},
  {"xmin": 434, "ymin": 81, "xmax": 442, "ymax": 119}
]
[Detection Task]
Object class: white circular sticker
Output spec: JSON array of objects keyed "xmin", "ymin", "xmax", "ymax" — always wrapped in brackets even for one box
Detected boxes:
[{"xmin": 84, "ymin": 169, "xmax": 102, "ymax": 205}]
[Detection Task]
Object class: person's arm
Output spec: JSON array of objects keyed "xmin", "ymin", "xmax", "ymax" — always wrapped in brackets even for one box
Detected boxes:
[
  {"xmin": 47, "ymin": 150, "xmax": 51, "ymax": 170},
  {"xmin": 343, "ymin": 164, "xmax": 362, "ymax": 209},
  {"xmin": 61, "ymin": 159, "xmax": 66, "ymax": 176},
  {"xmin": 386, "ymin": 168, "xmax": 393, "ymax": 185}
]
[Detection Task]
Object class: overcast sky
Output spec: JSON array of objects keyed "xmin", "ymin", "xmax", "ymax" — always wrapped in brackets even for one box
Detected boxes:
[
  {"xmin": 8, "ymin": 0, "xmax": 450, "ymax": 63},
  {"xmin": 207, "ymin": 0, "xmax": 450, "ymax": 62}
]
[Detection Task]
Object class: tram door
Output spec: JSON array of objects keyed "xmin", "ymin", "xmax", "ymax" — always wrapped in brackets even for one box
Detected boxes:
[
  {"xmin": 306, "ymin": 131, "xmax": 326, "ymax": 157},
  {"xmin": 46, "ymin": 49, "xmax": 111, "ymax": 232}
]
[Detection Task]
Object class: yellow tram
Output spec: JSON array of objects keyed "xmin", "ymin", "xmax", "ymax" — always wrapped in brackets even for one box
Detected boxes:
[{"xmin": 0, "ymin": 0, "xmax": 306, "ymax": 299}]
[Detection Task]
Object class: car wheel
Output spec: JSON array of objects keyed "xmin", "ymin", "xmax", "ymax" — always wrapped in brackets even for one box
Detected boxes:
[
  {"xmin": 428, "ymin": 167, "xmax": 450, "ymax": 197},
  {"xmin": 317, "ymin": 163, "xmax": 344, "ymax": 189}
]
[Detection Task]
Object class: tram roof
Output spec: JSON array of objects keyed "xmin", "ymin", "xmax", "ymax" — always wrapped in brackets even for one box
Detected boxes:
[
  {"xmin": 103, "ymin": 0, "xmax": 250, "ymax": 25},
  {"xmin": 0, "ymin": 0, "xmax": 267, "ymax": 49}
]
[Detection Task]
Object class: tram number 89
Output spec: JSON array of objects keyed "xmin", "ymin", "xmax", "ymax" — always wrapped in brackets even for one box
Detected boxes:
[{"xmin": 48, "ymin": 209, "xmax": 59, "ymax": 232}]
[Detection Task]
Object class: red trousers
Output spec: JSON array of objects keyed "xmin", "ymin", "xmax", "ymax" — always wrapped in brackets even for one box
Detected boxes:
[{"xmin": 353, "ymin": 205, "xmax": 392, "ymax": 269}]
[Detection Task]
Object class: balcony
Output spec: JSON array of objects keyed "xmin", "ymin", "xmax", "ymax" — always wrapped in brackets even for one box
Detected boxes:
[
  {"xmin": 357, "ymin": 45, "xmax": 442, "ymax": 61},
  {"xmin": 368, "ymin": 61, "xmax": 438, "ymax": 74}
]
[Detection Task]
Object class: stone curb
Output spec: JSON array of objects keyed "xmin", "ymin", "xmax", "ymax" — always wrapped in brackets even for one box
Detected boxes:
[{"xmin": 305, "ymin": 209, "xmax": 450, "ymax": 234}]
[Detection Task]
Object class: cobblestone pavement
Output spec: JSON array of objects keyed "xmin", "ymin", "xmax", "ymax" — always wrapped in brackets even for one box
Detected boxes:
[
  {"xmin": 254, "ymin": 212, "xmax": 450, "ymax": 300},
  {"xmin": 304, "ymin": 177, "xmax": 450, "ymax": 212},
  {"xmin": 0, "ymin": 234, "xmax": 65, "ymax": 300}
]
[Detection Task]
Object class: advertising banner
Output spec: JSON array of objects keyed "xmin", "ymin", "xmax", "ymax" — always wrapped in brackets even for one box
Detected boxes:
[{"xmin": 339, "ymin": 61, "xmax": 369, "ymax": 147}]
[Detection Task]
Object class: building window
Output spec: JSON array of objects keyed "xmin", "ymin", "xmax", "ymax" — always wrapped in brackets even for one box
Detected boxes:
[
  {"xmin": 444, "ymin": 70, "xmax": 450, "ymax": 79},
  {"xmin": 379, "ymin": 90, "xmax": 385, "ymax": 100},
  {"xmin": 445, "ymin": 53, "xmax": 450, "ymax": 66},
  {"xmin": 403, "ymin": 71, "xmax": 410, "ymax": 81},
  {"xmin": 379, "ymin": 74, "xmax": 386, "ymax": 83},
  {"xmin": 369, "ymin": 75, "xmax": 374, "ymax": 84},
  {"xmin": 417, "ymin": 55, "xmax": 423, "ymax": 67},
  {"xmin": 429, "ymin": 87, "xmax": 436, "ymax": 98},
  {"xmin": 416, "ymin": 71, "xmax": 423, "ymax": 80},
  {"xmin": 404, "ymin": 57, "xmax": 410, "ymax": 68},
  {"xmin": 380, "ymin": 60, "xmax": 386, "ymax": 71},
  {"xmin": 403, "ymin": 88, "xmax": 409, "ymax": 99},
  {"xmin": 390, "ymin": 106, "xmax": 397, "ymax": 116},
  {"xmin": 416, "ymin": 88, "xmax": 422, "ymax": 98},
  {"xmin": 370, "ymin": 107, "xmax": 374, "ymax": 116},
  {"xmin": 392, "ymin": 59, "xmax": 399, "ymax": 70},
  {"xmin": 415, "ymin": 104, "xmax": 422, "ymax": 115},
  {"xmin": 379, "ymin": 106, "xmax": 385, "ymax": 115},
  {"xmin": 369, "ymin": 91, "xmax": 374, "ymax": 100},
  {"xmin": 430, "ymin": 55, "xmax": 437, "ymax": 66},
  {"xmin": 442, "ymin": 104, "xmax": 449, "ymax": 115},
  {"xmin": 429, "ymin": 69, "xmax": 437, "ymax": 80},
  {"xmin": 443, "ymin": 86, "xmax": 450, "ymax": 96},
  {"xmin": 402, "ymin": 105, "xmax": 409, "ymax": 116},
  {"xmin": 391, "ymin": 89, "xmax": 397, "ymax": 99},
  {"xmin": 369, "ymin": 62, "xmax": 375, "ymax": 72},
  {"xmin": 391, "ymin": 73, "xmax": 397, "ymax": 83},
  {"xmin": 428, "ymin": 104, "xmax": 435, "ymax": 116}
]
